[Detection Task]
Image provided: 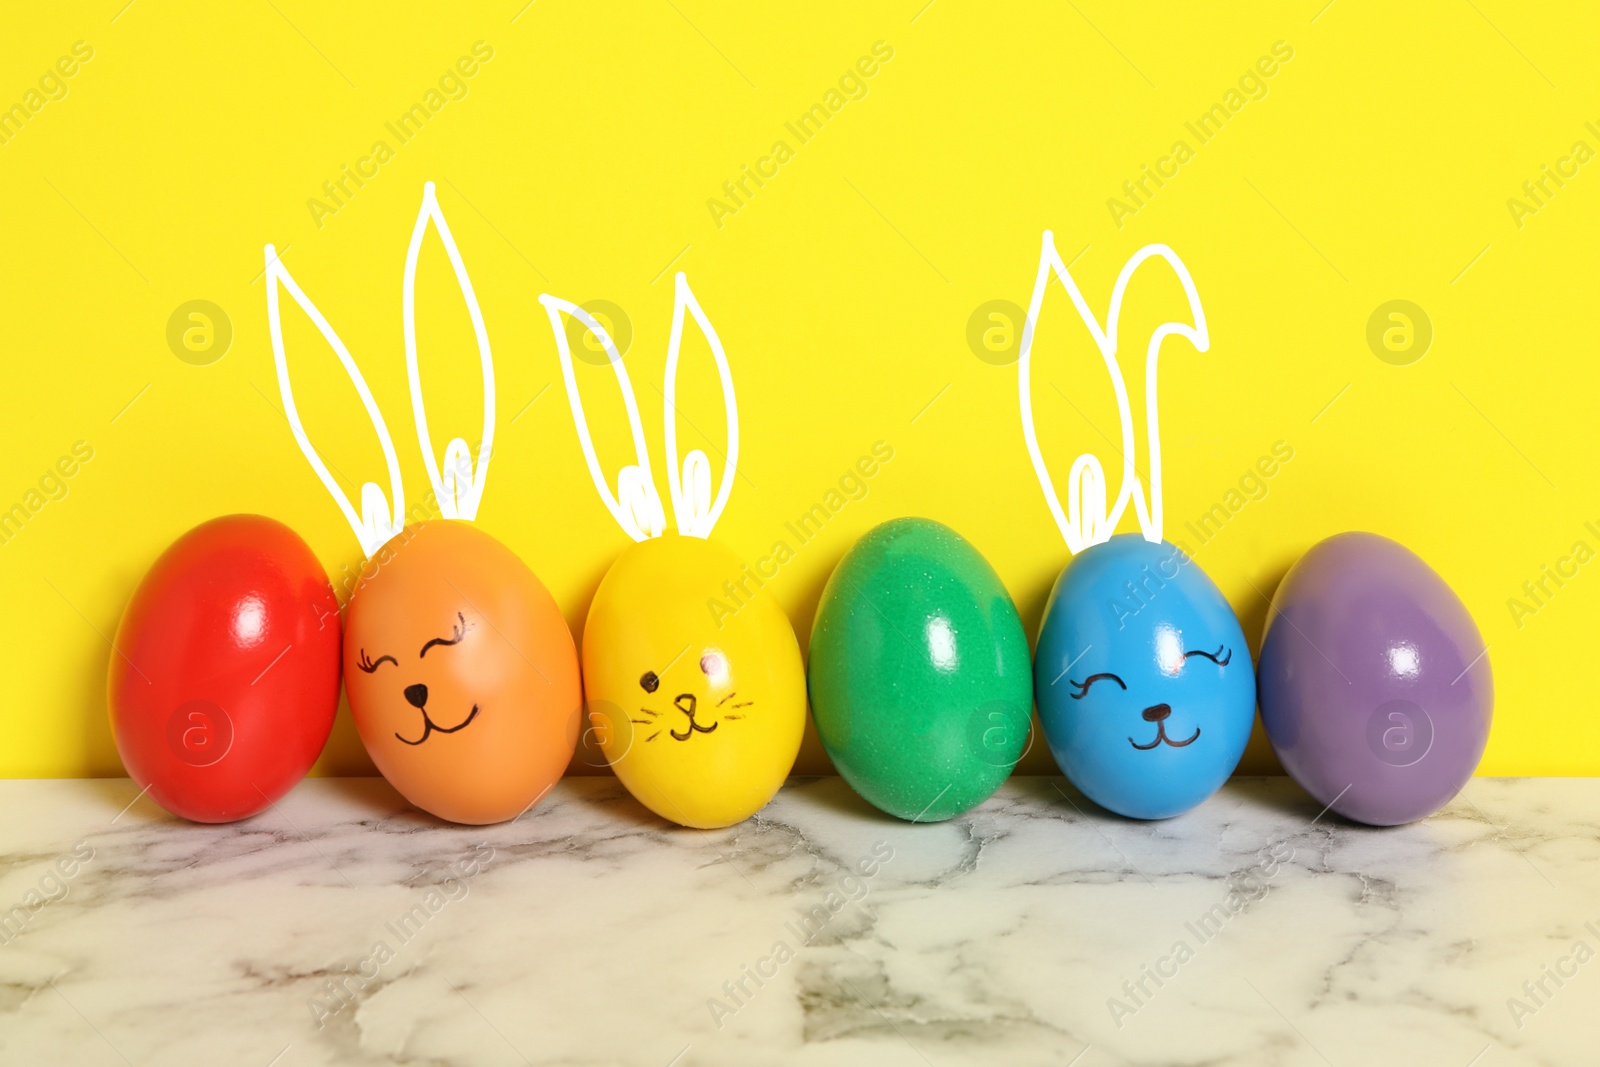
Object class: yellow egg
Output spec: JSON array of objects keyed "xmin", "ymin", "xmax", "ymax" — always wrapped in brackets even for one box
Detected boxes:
[{"xmin": 583, "ymin": 534, "xmax": 805, "ymax": 828}]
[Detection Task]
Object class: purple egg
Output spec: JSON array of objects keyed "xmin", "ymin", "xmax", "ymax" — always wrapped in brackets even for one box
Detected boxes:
[{"xmin": 1258, "ymin": 532, "xmax": 1492, "ymax": 826}]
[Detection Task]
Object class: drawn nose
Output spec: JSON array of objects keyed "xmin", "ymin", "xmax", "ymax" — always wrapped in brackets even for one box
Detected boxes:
[
  {"xmin": 674, "ymin": 693, "xmax": 697, "ymax": 716},
  {"xmin": 1142, "ymin": 703, "xmax": 1171, "ymax": 723},
  {"xmin": 404, "ymin": 684, "xmax": 429, "ymax": 709}
]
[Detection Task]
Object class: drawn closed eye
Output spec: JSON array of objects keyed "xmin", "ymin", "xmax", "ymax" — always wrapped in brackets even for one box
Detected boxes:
[
  {"xmin": 358, "ymin": 649, "xmax": 398, "ymax": 673},
  {"xmin": 1069, "ymin": 672, "xmax": 1126, "ymax": 699},
  {"xmin": 420, "ymin": 612, "xmax": 469, "ymax": 658},
  {"xmin": 1183, "ymin": 646, "xmax": 1232, "ymax": 666}
]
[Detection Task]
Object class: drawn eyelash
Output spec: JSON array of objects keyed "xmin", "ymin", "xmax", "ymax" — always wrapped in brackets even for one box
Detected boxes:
[
  {"xmin": 358, "ymin": 650, "xmax": 398, "ymax": 673},
  {"xmin": 420, "ymin": 612, "xmax": 468, "ymax": 658},
  {"xmin": 1183, "ymin": 646, "xmax": 1232, "ymax": 666},
  {"xmin": 1069, "ymin": 672, "xmax": 1126, "ymax": 699}
]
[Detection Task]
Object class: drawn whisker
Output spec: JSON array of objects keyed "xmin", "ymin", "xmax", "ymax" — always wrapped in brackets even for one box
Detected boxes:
[
  {"xmin": 630, "ymin": 718, "xmax": 654, "ymax": 724},
  {"xmin": 646, "ymin": 730, "xmax": 661, "ymax": 742},
  {"xmin": 717, "ymin": 691, "xmax": 738, "ymax": 706},
  {"xmin": 722, "ymin": 714, "xmax": 743, "ymax": 720},
  {"xmin": 731, "ymin": 701, "xmax": 754, "ymax": 708},
  {"xmin": 638, "ymin": 708, "xmax": 659, "ymax": 717}
]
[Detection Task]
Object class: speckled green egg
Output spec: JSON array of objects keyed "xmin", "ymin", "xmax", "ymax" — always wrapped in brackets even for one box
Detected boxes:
[{"xmin": 808, "ymin": 517, "xmax": 1033, "ymax": 821}]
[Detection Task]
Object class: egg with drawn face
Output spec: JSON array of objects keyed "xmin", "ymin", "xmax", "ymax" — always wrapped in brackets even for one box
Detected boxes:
[
  {"xmin": 583, "ymin": 535, "xmax": 805, "ymax": 829},
  {"xmin": 1034, "ymin": 534, "xmax": 1254, "ymax": 819},
  {"xmin": 344, "ymin": 520, "xmax": 582, "ymax": 825}
]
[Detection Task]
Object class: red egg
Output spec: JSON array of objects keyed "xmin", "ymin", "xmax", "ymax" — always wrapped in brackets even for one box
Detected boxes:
[{"xmin": 109, "ymin": 515, "xmax": 342, "ymax": 822}]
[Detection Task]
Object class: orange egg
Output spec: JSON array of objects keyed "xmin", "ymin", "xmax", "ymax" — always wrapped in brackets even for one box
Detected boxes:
[{"xmin": 343, "ymin": 520, "xmax": 581, "ymax": 824}]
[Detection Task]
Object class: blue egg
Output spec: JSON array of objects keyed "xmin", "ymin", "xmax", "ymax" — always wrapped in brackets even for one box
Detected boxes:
[{"xmin": 1034, "ymin": 535, "xmax": 1255, "ymax": 819}]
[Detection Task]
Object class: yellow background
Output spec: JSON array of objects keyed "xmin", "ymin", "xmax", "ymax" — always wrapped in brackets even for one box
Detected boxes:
[{"xmin": 3, "ymin": 1, "xmax": 1595, "ymax": 778}]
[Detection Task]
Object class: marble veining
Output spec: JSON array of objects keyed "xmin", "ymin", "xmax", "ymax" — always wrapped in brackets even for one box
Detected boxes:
[{"xmin": 0, "ymin": 775, "xmax": 1595, "ymax": 1066}]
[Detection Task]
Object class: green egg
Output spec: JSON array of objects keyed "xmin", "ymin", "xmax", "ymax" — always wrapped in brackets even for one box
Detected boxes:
[{"xmin": 808, "ymin": 517, "xmax": 1033, "ymax": 821}]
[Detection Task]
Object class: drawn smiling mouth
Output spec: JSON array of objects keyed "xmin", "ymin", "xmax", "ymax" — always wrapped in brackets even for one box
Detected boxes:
[
  {"xmin": 395, "ymin": 705, "xmax": 480, "ymax": 746},
  {"xmin": 669, "ymin": 694, "xmax": 718, "ymax": 742},
  {"xmin": 1128, "ymin": 703, "xmax": 1200, "ymax": 750}
]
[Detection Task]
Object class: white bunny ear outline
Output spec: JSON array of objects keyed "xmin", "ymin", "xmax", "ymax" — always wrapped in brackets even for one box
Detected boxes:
[
  {"xmin": 663, "ymin": 272, "xmax": 737, "ymax": 539},
  {"xmin": 265, "ymin": 245, "xmax": 406, "ymax": 558},
  {"xmin": 1017, "ymin": 230, "xmax": 1209, "ymax": 554},
  {"xmin": 538, "ymin": 293, "xmax": 665, "ymax": 542},
  {"xmin": 538, "ymin": 273, "xmax": 739, "ymax": 542},
  {"xmin": 403, "ymin": 181, "xmax": 495, "ymax": 522}
]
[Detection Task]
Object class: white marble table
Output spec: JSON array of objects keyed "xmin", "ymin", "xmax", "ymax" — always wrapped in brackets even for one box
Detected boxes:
[{"xmin": 0, "ymin": 776, "xmax": 1593, "ymax": 1066}]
